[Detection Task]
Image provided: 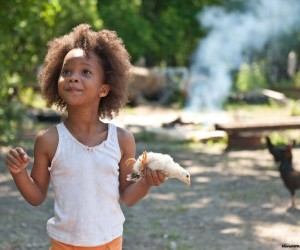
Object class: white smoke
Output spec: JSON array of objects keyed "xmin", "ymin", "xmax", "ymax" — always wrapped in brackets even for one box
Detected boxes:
[{"xmin": 187, "ymin": 0, "xmax": 300, "ymax": 111}]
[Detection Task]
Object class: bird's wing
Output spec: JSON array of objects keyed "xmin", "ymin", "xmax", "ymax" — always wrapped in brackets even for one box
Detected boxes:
[{"xmin": 146, "ymin": 153, "xmax": 175, "ymax": 174}]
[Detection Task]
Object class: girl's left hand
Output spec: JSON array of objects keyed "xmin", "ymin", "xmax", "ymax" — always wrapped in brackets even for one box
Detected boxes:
[{"xmin": 143, "ymin": 167, "xmax": 165, "ymax": 186}]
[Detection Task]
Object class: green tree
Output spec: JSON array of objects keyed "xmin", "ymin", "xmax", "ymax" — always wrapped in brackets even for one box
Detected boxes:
[
  {"xmin": 97, "ymin": 0, "xmax": 221, "ymax": 66},
  {"xmin": 0, "ymin": 0, "xmax": 101, "ymax": 144},
  {"xmin": 236, "ymin": 62, "xmax": 268, "ymax": 92}
]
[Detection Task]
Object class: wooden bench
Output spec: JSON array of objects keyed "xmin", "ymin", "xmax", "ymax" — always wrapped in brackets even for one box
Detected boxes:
[{"xmin": 215, "ymin": 117, "xmax": 300, "ymax": 149}]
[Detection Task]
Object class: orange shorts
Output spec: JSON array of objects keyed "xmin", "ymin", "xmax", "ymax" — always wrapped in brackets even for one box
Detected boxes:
[{"xmin": 49, "ymin": 236, "xmax": 122, "ymax": 250}]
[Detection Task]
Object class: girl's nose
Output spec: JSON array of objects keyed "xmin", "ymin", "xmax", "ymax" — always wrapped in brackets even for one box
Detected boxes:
[{"xmin": 68, "ymin": 75, "xmax": 79, "ymax": 82}]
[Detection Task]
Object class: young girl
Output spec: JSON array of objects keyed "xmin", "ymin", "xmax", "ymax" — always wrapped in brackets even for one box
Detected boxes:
[{"xmin": 5, "ymin": 24, "xmax": 165, "ymax": 250}]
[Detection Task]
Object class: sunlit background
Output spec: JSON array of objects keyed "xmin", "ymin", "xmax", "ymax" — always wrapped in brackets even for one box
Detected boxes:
[{"xmin": 2, "ymin": 1, "xmax": 300, "ymax": 249}]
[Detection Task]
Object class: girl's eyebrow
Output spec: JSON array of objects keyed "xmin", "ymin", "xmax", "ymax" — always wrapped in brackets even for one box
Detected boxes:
[{"xmin": 62, "ymin": 61, "xmax": 95, "ymax": 69}]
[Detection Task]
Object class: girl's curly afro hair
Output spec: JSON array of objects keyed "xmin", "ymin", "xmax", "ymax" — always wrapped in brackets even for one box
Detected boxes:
[{"xmin": 39, "ymin": 24, "xmax": 132, "ymax": 119}]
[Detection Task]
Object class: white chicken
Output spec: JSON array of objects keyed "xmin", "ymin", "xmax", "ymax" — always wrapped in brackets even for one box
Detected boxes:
[{"xmin": 126, "ymin": 151, "xmax": 191, "ymax": 186}]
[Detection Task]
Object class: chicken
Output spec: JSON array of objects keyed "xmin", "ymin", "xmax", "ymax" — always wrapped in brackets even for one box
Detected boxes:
[
  {"xmin": 126, "ymin": 151, "xmax": 191, "ymax": 186},
  {"xmin": 266, "ymin": 136, "xmax": 300, "ymax": 207},
  {"xmin": 265, "ymin": 136, "xmax": 287, "ymax": 163}
]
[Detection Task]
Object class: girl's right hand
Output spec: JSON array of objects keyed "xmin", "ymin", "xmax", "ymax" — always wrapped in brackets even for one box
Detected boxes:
[{"xmin": 5, "ymin": 147, "xmax": 31, "ymax": 175}]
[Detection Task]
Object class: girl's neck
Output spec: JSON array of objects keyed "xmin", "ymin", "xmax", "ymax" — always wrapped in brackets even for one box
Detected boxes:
[
  {"xmin": 64, "ymin": 106, "xmax": 103, "ymax": 132},
  {"xmin": 65, "ymin": 116, "xmax": 101, "ymax": 129},
  {"xmin": 63, "ymin": 115, "xmax": 108, "ymax": 147}
]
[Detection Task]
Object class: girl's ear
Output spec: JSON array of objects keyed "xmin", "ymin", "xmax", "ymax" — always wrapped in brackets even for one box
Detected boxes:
[{"xmin": 99, "ymin": 84, "xmax": 110, "ymax": 97}]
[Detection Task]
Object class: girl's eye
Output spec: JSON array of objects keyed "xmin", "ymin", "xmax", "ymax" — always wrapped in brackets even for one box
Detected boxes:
[
  {"xmin": 62, "ymin": 70, "xmax": 70, "ymax": 75},
  {"xmin": 83, "ymin": 69, "xmax": 91, "ymax": 75}
]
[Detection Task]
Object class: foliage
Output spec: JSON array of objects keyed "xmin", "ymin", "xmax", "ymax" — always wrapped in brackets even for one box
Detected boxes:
[
  {"xmin": 235, "ymin": 62, "xmax": 268, "ymax": 92},
  {"xmin": 2, "ymin": 0, "xmax": 300, "ymax": 144},
  {"xmin": 97, "ymin": 0, "xmax": 218, "ymax": 66},
  {"xmin": 19, "ymin": 87, "xmax": 47, "ymax": 109},
  {"xmin": 1, "ymin": 0, "xmax": 101, "ymax": 88},
  {"xmin": 0, "ymin": 99, "xmax": 24, "ymax": 145},
  {"xmin": 0, "ymin": 0, "xmax": 101, "ymax": 144},
  {"xmin": 290, "ymin": 100, "xmax": 300, "ymax": 116},
  {"xmin": 292, "ymin": 71, "xmax": 300, "ymax": 88},
  {"xmin": 264, "ymin": 132, "xmax": 295, "ymax": 146}
]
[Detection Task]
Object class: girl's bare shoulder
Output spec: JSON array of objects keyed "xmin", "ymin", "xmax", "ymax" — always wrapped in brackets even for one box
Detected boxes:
[
  {"xmin": 116, "ymin": 126, "xmax": 135, "ymax": 143},
  {"xmin": 36, "ymin": 126, "xmax": 58, "ymax": 141},
  {"xmin": 116, "ymin": 126, "xmax": 135, "ymax": 154},
  {"xmin": 35, "ymin": 126, "xmax": 58, "ymax": 159}
]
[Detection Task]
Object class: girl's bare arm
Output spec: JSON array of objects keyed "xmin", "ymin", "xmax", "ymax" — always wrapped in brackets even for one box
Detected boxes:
[
  {"xmin": 118, "ymin": 128, "xmax": 165, "ymax": 206},
  {"xmin": 5, "ymin": 128, "xmax": 57, "ymax": 206}
]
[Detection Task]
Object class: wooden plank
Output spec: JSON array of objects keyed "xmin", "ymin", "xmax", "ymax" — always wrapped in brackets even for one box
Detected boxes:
[{"xmin": 215, "ymin": 117, "xmax": 300, "ymax": 134}]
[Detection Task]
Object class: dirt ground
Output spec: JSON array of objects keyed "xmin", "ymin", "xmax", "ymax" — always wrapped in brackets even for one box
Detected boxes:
[{"xmin": 1, "ymin": 106, "xmax": 300, "ymax": 250}]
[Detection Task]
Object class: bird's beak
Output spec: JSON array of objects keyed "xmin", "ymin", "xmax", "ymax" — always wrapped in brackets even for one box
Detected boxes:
[{"xmin": 186, "ymin": 179, "xmax": 191, "ymax": 186}]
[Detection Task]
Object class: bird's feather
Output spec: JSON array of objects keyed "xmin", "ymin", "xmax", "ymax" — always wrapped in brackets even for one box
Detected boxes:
[
  {"xmin": 266, "ymin": 137, "xmax": 300, "ymax": 207},
  {"xmin": 126, "ymin": 151, "xmax": 191, "ymax": 185}
]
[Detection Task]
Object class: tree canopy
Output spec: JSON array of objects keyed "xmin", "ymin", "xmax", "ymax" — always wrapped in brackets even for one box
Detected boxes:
[{"xmin": 1, "ymin": 0, "xmax": 300, "ymax": 143}]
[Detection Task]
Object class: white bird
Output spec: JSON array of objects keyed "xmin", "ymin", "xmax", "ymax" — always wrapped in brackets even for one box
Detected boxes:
[{"xmin": 126, "ymin": 151, "xmax": 191, "ymax": 186}]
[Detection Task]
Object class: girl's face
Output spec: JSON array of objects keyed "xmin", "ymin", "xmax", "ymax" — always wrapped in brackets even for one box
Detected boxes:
[{"xmin": 58, "ymin": 48, "xmax": 110, "ymax": 108}]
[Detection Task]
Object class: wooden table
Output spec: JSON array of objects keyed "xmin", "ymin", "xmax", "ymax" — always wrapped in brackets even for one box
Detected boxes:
[{"xmin": 215, "ymin": 117, "xmax": 300, "ymax": 149}]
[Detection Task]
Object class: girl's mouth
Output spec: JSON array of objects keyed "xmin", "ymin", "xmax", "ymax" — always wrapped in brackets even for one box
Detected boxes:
[{"xmin": 65, "ymin": 86, "xmax": 82, "ymax": 92}]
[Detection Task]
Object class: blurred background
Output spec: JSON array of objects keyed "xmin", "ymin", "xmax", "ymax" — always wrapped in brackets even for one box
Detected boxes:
[
  {"xmin": 2, "ymin": 0, "xmax": 300, "ymax": 249},
  {"xmin": 2, "ymin": 0, "xmax": 300, "ymax": 145}
]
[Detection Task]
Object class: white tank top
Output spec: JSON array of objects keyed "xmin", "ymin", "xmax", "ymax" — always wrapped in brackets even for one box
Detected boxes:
[{"xmin": 47, "ymin": 123, "xmax": 124, "ymax": 247}]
